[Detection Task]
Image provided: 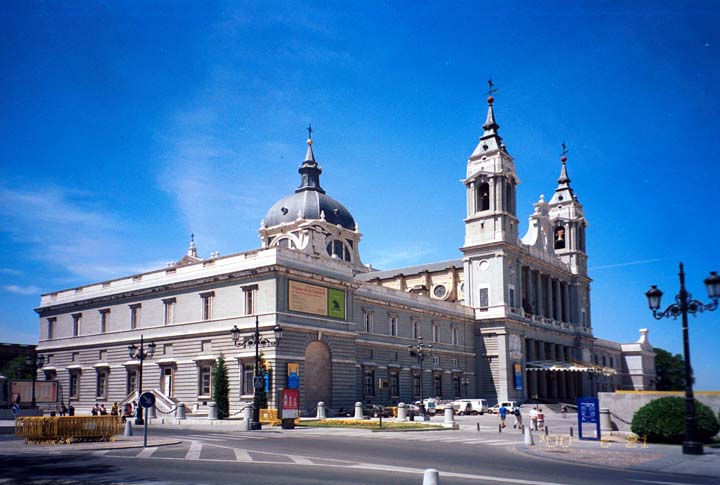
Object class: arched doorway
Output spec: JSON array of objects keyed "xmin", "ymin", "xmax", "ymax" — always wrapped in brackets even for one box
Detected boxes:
[{"xmin": 304, "ymin": 341, "xmax": 331, "ymax": 413}]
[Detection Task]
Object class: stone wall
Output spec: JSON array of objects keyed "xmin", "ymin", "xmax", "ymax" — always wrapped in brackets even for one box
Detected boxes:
[{"xmin": 599, "ymin": 391, "xmax": 720, "ymax": 432}]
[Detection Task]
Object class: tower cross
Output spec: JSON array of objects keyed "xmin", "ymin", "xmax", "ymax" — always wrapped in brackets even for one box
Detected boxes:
[
  {"xmin": 561, "ymin": 142, "xmax": 568, "ymax": 158},
  {"xmin": 307, "ymin": 124, "xmax": 313, "ymax": 140},
  {"xmin": 486, "ymin": 78, "xmax": 498, "ymax": 97}
]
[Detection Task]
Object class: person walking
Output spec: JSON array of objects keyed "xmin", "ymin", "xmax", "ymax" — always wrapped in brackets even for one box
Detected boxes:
[
  {"xmin": 498, "ymin": 403, "xmax": 507, "ymax": 428},
  {"xmin": 561, "ymin": 404, "xmax": 568, "ymax": 418},
  {"xmin": 68, "ymin": 402, "xmax": 75, "ymax": 416},
  {"xmin": 59, "ymin": 401, "xmax": 68, "ymax": 416},
  {"xmin": 111, "ymin": 402, "xmax": 119, "ymax": 416},
  {"xmin": 537, "ymin": 408, "xmax": 545, "ymax": 430},
  {"xmin": 512, "ymin": 406, "xmax": 522, "ymax": 428},
  {"xmin": 529, "ymin": 407, "xmax": 538, "ymax": 430},
  {"xmin": 100, "ymin": 404, "xmax": 108, "ymax": 415}
]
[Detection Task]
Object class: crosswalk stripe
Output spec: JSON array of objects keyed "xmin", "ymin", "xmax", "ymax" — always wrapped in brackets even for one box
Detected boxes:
[
  {"xmin": 485, "ymin": 441, "xmax": 517, "ymax": 446},
  {"xmin": 185, "ymin": 441, "xmax": 202, "ymax": 460},
  {"xmin": 92, "ymin": 450, "xmax": 110, "ymax": 455},
  {"xmin": 289, "ymin": 456, "xmax": 314, "ymax": 465},
  {"xmin": 234, "ymin": 449, "xmax": 253, "ymax": 462},
  {"xmin": 137, "ymin": 447, "xmax": 157, "ymax": 458}
]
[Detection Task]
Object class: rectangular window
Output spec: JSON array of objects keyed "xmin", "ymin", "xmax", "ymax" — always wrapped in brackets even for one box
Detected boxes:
[
  {"xmin": 163, "ymin": 298, "xmax": 176, "ymax": 325},
  {"xmin": 243, "ymin": 285, "xmax": 257, "ymax": 316},
  {"xmin": 99, "ymin": 350, "xmax": 106, "ymax": 361},
  {"xmin": 127, "ymin": 369, "xmax": 138, "ymax": 394},
  {"xmin": 242, "ymin": 364, "xmax": 255, "ymax": 395},
  {"xmin": 363, "ymin": 311, "xmax": 374, "ymax": 333},
  {"xmin": 412, "ymin": 320, "xmax": 419, "ymax": 339},
  {"xmin": 201, "ymin": 292, "xmax": 215, "ymax": 320},
  {"xmin": 198, "ymin": 364, "xmax": 212, "ymax": 397},
  {"xmin": 389, "ymin": 315, "xmax": 398, "ymax": 336},
  {"xmin": 96, "ymin": 370, "xmax": 108, "ymax": 399},
  {"xmin": 412, "ymin": 371, "xmax": 421, "ymax": 398},
  {"xmin": 100, "ymin": 309, "xmax": 110, "ymax": 334},
  {"xmin": 47, "ymin": 318, "xmax": 56, "ymax": 340},
  {"xmin": 479, "ymin": 287, "xmax": 489, "ymax": 309},
  {"xmin": 72, "ymin": 313, "xmax": 81, "ymax": 337},
  {"xmin": 129, "ymin": 304, "xmax": 141, "ymax": 329},
  {"xmin": 451, "ymin": 327, "xmax": 459, "ymax": 346},
  {"xmin": 432, "ymin": 324, "xmax": 438, "ymax": 343},
  {"xmin": 363, "ymin": 368, "xmax": 375, "ymax": 397},
  {"xmin": 69, "ymin": 371, "xmax": 80, "ymax": 398},
  {"xmin": 508, "ymin": 285, "xmax": 516, "ymax": 308},
  {"xmin": 71, "ymin": 352, "xmax": 79, "ymax": 362},
  {"xmin": 433, "ymin": 374, "xmax": 442, "ymax": 397},
  {"xmin": 452, "ymin": 358, "xmax": 458, "ymax": 367},
  {"xmin": 432, "ymin": 356, "xmax": 440, "ymax": 366},
  {"xmin": 389, "ymin": 371, "xmax": 399, "ymax": 397},
  {"xmin": 452, "ymin": 375, "xmax": 461, "ymax": 398}
]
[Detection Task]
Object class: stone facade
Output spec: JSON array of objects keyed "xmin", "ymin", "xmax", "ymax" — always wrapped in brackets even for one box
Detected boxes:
[{"xmin": 34, "ymin": 96, "xmax": 655, "ymax": 415}]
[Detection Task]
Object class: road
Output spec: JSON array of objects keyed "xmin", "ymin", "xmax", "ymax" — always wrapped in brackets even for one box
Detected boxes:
[{"xmin": 1, "ymin": 416, "xmax": 717, "ymax": 485}]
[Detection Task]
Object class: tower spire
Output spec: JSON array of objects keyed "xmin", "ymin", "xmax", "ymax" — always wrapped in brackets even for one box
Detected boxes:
[
  {"xmin": 555, "ymin": 142, "xmax": 573, "ymax": 195},
  {"xmin": 187, "ymin": 233, "xmax": 197, "ymax": 257},
  {"xmin": 470, "ymin": 79, "xmax": 505, "ymax": 158},
  {"xmin": 296, "ymin": 125, "xmax": 325, "ymax": 194}
]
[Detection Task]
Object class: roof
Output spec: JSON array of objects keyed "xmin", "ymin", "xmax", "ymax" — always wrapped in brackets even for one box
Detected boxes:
[{"xmin": 356, "ymin": 258, "xmax": 463, "ymax": 280}]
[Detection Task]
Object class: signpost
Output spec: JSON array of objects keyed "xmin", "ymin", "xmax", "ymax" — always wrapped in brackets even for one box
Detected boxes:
[
  {"xmin": 577, "ymin": 397, "xmax": 600, "ymax": 441},
  {"xmin": 281, "ymin": 389, "xmax": 299, "ymax": 429},
  {"xmin": 138, "ymin": 392, "xmax": 156, "ymax": 447}
]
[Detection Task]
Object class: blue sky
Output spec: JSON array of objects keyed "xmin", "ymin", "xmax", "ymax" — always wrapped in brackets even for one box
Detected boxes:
[{"xmin": 1, "ymin": 1, "xmax": 718, "ymax": 389}]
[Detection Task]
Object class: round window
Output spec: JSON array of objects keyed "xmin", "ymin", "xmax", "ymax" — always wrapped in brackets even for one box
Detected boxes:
[{"xmin": 433, "ymin": 285, "xmax": 447, "ymax": 299}]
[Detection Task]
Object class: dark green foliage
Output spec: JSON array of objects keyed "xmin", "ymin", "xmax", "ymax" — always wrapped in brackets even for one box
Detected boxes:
[
  {"xmin": 654, "ymin": 348, "xmax": 691, "ymax": 391},
  {"xmin": 1, "ymin": 356, "xmax": 32, "ymax": 380},
  {"xmin": 631, "ymin": 396, "xmax": 719, "ymax": 444},
  {"xmin": 257, "ymin": 353, "xmax": 268, "ymax": 410},
  {"xmin": 212, "ymin": 355, "xmax": 230, "ymax": 419}
]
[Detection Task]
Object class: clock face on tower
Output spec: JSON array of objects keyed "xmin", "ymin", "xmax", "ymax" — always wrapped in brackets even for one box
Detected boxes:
[{"xmin": 433, "ymin": 285, "xmax": 447, "ymax": 299}]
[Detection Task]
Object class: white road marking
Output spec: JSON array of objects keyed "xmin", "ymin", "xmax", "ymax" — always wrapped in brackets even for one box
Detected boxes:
[
  {"xmin": 185, "ymin": 441, "xmax": 202, "ymax": 460},
  {"xmin": 136, "ymin": 447, "xmax": 157, "ymax": 458},
  {"xmin": 630, "ymin": 481, "xmax": 703, "ymax": 485},
  {"xmin": 233, "ymin": 449, "xmax": 253, "ymax": 462},
  {"xmin": 289, "ymin": 455, "xmax": 315, "ymax": 465},
  {"xmin": 92, "ymin": 450, "xmax": 110, "ymax": 455}
]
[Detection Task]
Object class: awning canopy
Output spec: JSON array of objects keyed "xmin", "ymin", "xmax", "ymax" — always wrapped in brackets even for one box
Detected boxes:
[{"xmin": 525, "ymin": 360, "xmax": 616, "ymax": 376}]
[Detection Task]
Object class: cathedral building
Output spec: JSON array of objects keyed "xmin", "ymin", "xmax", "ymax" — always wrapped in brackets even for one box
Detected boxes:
[{"xmin": 34, "ymin": 94, "xmax": 655, "ymax": 415}]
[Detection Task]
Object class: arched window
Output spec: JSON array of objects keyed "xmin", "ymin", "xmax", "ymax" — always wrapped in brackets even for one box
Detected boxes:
[
  {"xmin": 477, "ymin": 182, "xmax": 490, "ymax": 212},
  {"xmin": 506, "ymin": 181, "xmax": 514, "ymax": 213},
  {"xmin": 326, "ymin": 239, "xmax": 351, "ymax": 262},
  {"xmin": 554, "ymin": 225, "xmax": 566, "ymax": 249},
  {"xmin": 274, "ymin": 237, "xmax": 296, "ymax": 249}
]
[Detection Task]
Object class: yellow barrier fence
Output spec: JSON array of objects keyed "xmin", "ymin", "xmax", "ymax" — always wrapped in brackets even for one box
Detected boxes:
[
  {"xmin": 259, "ymin": 408, "xmax": 280, "ymax": 425},
  {"xmin": 16, "ymin": 416, "xmax": 122, "ymax": 444}
]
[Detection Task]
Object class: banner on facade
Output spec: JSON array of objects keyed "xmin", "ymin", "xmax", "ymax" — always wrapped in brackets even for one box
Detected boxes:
[
  {"xmin": 287, "ymin": 362, "xmax": 299, "ymax": 389},
  {"xmin": 514, "ymin": 363, "xmax": 523, "ymax": 390},
  {"xmin": 10, "ymin": 380, "xmax": 58, "ymax": 404},
  {"xmin": 288, "ymin": 280, "xmax": 346, "ymax": 319}
]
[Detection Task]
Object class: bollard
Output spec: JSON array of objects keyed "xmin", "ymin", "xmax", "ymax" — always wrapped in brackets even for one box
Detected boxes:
[
  {"xmin": 353, "ymin": 402, "xmax": 364, "ymax": 420},
  {"xmin": 544, "ymin": 426, "xmax": 549, "ymax": 437},
  {"xmin": 423, "ymin": 468, "xmax": 440, "ymax": 485},
  {"xmin": 124, "ymin": 420, "xmax": 133, "ymax": 437},
  {"xmin": 176, "ymin": 403, "xmax": 186, "ymax": 420},
  {"xmin": 498, "ymin": 423, "xmax": 502, "ymax": 433},
  {"xmin": 476, "ymin": 422, "xmax": 480, "ymax": 432},
  {"xmin": 397, "ymin": 403, "xmax": 407, "ymax": 421},
  {"xmin": 524, "ymin": 425, "xmax": 534, "ymax": 446},
  {"xmin": 208, "ymin": 402, "xmax": 217, "ymax": 420},
  {"xmin": 443, "ymin": 406, "xmax": 454, "ymax": 425},
  {"xmin": 316, "ymin": 402, "xmax": 326, "ymax": 420},
  {"xmin": 570, "ymin": 426, "xmax": 573, "ymax": 437},
  {"xmin": 242, "ymin": 405, "xmax": 252, "ymax": 431}
]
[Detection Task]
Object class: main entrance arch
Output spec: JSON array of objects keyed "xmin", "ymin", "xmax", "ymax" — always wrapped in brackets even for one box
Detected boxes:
[{"xmin": 304, "ymin": 340, "xmax": 332, "ymax": 412}]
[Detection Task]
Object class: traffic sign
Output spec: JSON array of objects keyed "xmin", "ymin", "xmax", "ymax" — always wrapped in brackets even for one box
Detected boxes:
[
  {"xmin": 139, "ymin": 391, "xmax": 156, "ymax": 408},
  {"xmin": 253, "ymin": 376, "xmax": 264, "ymax": 389},
  {"xmin": 11, "ymin": 404, "xmax": 19, "ymax": 416}
]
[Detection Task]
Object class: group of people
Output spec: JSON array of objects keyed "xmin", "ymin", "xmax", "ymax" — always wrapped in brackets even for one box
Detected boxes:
[
  {"xmin": 55, "ymin": 401, "xmax": 74, "ymax": 416},
  {"xmin": 499, "ymin": 404, "xmax": 558, "ymax": 431}
]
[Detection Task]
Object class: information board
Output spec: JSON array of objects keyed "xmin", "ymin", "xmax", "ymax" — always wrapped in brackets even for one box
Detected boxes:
[
  {"xmin": 288, "ymin": 280, "xmax": 346, "ymax": 320},
  {"xmin": 281, "ymin": 389, "xmax": 300, "ymax": 419},
  {"xmin": 577, "ymin": 397, "xmax": 601, "ymax": 441}
]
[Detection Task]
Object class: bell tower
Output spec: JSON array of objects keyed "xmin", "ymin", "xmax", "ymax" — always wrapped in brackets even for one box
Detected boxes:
[
  {"xmin": 462, "ymin": 82, "xmax": 519, "ymax": 250},
  {"xmin": 547, "ymin": 145, "xmax": 588, "ymax": 276}
]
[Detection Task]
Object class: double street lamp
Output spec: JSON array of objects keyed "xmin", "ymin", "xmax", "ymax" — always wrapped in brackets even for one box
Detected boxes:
[
  {"xmin": 408, "ymin": 336, "xmax": 432, "ymax": 413},
  {"xmin": 231, "ymin": 317, "xmax": 283, "ymax": 430},
  {"xmin": 128, "ymin": 335, "xmax": 156, "ymax": 425},
  {"xmin": 25, "ymin": 352, "xmax": 45, "ymax": 409},
  {"xmin": 645, "ymin": 263, "xmax": 719, "ymax": 455}
]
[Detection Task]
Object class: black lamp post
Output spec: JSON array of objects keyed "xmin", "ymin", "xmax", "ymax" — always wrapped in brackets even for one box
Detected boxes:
[
  {"xmin": 408, "ymin": 336, "xmax": 432, "ymax": 413},
  {"xmin": 25, "ymin": 352, "xmax": 45, "ymax": 409},
  {"xmin": 128, "ymin": 335, "xmax": 156, "ymax": 425},
  {"xmin": 645, "ymin": 263, "xmax": 719, "ymax": 455},
  {"xmin": 231, "ymin": 316, "xmax": 282, "ymax": 430}
]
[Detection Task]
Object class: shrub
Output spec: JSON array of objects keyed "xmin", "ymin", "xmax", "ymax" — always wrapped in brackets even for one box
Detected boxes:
[{"xmin": 631, "ymin": 396, "xmax": 719, "ymax": 444}]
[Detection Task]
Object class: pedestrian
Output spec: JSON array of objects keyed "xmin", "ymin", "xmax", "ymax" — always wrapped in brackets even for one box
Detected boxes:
[
  {"xmin": 537, "ymin": 408, "xmax": 545, "ymax": 430},
  {"xmin": 68, "ymin": 402, "xmax": 75, "ymax": 416},
  {"xmin": 59, "ymin": 401, "xmax": 68, "ymax": 416},
  {"xmin": 100, "ymin": 404, "xmax": 108, "ymax": 415},
  {"xmin": 513, "ymin": 406, "xmax": 522, "ymax": 428},
  {"xmin": 529, "ymin": 407, "xmax": 538, "ymax": 430},
  {"xmin": 561, "ymin": 404, "xmax": 568, "ymax": 418},
  {"xmin": 91, "ymin": 403, "xmax": 99, "ymax": 416},
  {"xmin": 498, "ymin": 403, "xmax": 507, "ymax": 428},
  {"xmin": 111, "ymin": 402, "xmax": 119, "ymax": 416}
]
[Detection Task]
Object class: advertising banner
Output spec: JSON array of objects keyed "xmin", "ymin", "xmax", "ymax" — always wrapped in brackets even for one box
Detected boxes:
[
  {"xmin": 514, "ymin": 363, "xmax": 523, "ymax": 390},
  {"xmin": 287, "ymin": 362, "xmax": 299, "ymax": 389},
  {"xmin": 10, "ymin": 381, "xmax": 58, "ymax": 403},
  {"xmin": 288, "ymin": 280, "xmax": 346, "ymax": 319},
  {"xmin": 281, "ymin": 389, "xmax": 300, "ymax": 419}
]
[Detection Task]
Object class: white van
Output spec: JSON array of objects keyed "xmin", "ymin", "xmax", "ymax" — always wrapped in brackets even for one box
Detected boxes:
[
  {"xmin": 451, "ymin": 399, "xmax": 489, "ymax": 415},
  {"xmin": 490, "ymin": 401, "xmax": 519, "ymax": 414}
]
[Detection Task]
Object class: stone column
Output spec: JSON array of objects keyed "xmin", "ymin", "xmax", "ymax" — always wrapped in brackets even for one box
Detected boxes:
[{"xmin": 397, "ymin": 403, "xmax": 407, "ymax": 421}]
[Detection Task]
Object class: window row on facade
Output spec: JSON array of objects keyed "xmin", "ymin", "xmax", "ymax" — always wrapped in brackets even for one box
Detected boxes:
[
  {"xmin": 362, "ymin": 366, "xmax": 464, "ymax": 400},
  {"xmin": 43, "ymin": 286, "xmax": 257, "ymax": 340},
  {"xmin": 361, "ymin": 310, "xmax": 462, "ymax": 345}
]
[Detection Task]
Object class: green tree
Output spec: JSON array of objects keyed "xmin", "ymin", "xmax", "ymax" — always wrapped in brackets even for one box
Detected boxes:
[
  {"xmin": 654, "ymin": 348, "xmax": 692, "ymax": 391},
  {"xmin": 0, "ymin": 356, "xmax": 32, "ymax": 380},
  {"xmin": 257, "ymin": 353, "xmax": 269, "ymax": 410},
  {"xmin": 212, "ymin": 354, "xmax": 230, "ymax": 419}
]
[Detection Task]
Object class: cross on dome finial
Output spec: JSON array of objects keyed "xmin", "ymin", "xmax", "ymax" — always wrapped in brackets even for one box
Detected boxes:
[
  {"xmin": 307, "ymin": 124, "xmax": 313, "ymax": 145},
  {"xmin": 486, "ymin": 78, "xmax": 498, "ymax": 105},
  {"xmin": 561, "ymin": 142, "xmax": 568, "ymax": 162}
]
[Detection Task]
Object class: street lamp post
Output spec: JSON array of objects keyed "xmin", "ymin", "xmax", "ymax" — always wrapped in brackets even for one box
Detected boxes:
[
  {"xmin": 645, "ymin": 263, "xmax": 719, "ymax": 455},
  {"xmin": 231, "ymin": 317, "xmax": 282, "ymax": 431},
  {"xmin": 25, "ymin": 352, "xmax": 45, "ymax": 409},
  {"xmin": 128, "ymin": 335, "xmax": 156, "ymax": 425},
  {"xmin": 408, "ymin": 336, "xmax": 432, "ymax": 413}
]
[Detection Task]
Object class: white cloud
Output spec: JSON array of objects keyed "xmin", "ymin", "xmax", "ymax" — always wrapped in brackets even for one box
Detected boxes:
[{"xmin": 3, "ymin": 285, "xmax": 40, "ymax": 295}]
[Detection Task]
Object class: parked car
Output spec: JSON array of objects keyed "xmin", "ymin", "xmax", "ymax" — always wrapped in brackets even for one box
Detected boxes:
[
  {"xmin": 451, "ymin": 399, "xmax": 489, "ymax": 415},
  {"xmin": 488, "ymin": 401, "xmax": 519, "ymax": 414},
  {"xmin": 362, "ymin": 404, "xmax": 393, "ymax": 418}
]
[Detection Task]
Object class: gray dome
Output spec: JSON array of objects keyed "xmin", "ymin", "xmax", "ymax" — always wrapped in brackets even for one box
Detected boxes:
[{"xmin": 264, "ymin": 190, "xmax": 356, "ymax": 230}]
